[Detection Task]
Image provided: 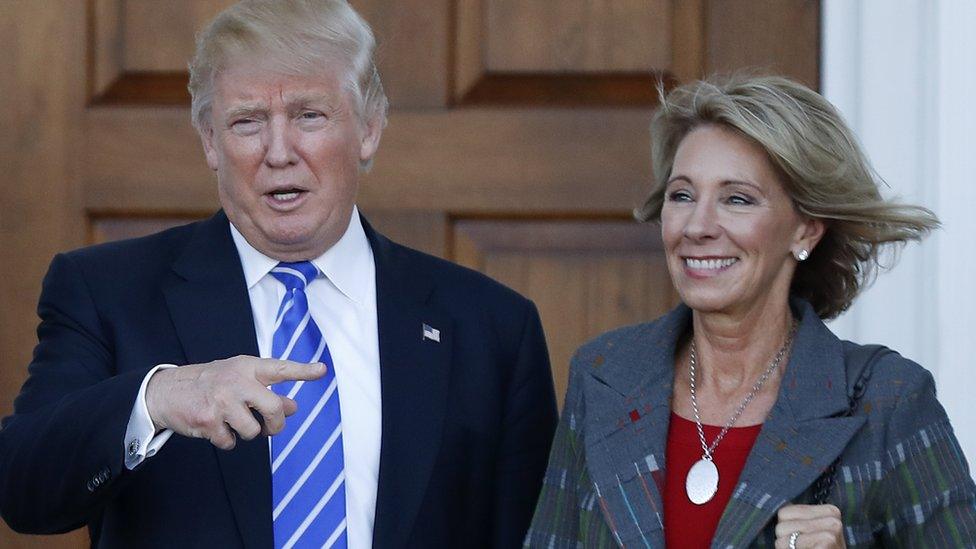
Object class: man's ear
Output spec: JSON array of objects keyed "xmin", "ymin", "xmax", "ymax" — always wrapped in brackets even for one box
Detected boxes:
[
  {"xmin": 793, "ymin": 215, "xmax": 826, "ymax": 258},
  {"xmin": 359, "ymin": 114, "xmax": 384, "ymax": 164},
  {"xmin": 200, "ymin": 126, "xmax": 219, "ymax": 172}
]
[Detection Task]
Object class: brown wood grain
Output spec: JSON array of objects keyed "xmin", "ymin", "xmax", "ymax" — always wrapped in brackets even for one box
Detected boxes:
[
  {"xmin": 485, "ymin": 0, "xmax": 672, "ymax": 73},
  {"xmin": 0, "ymin": 1, "xmax": 91, "ymax": 546},
  {"xmin": 90, "ymin": 71, "xmax": 191, "ymax": 105},
  {"xmin": 0, "ymin": 0, "xmax": 819, "ymax": 544},
  {"xmin": 91, "ymin": 0, "xmax": 452, "ymax": 109},
  {"xmin": 452, "ymin": 218, "xmax": 675, "ymax": 408},
  {"xmin": 122, "ymin": 0, "xmax": 232, "ymax": 72},
  {"xmin": 353, "ymin": 0, "xmax": 452, "ymax": 108},
  {"xmin": 89, "ymin": 0, "xmax": 123, "ymax": 99},
  {"xmin": 705, "ymin": 0, "xmax": 821, "ymax": 89},
  {"xmin": 459, "ymin": 72, "xmax": 671, "ymax": 106}
]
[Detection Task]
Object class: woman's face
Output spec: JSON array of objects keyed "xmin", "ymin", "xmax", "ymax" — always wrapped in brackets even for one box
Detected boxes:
[{"xmin": 660, "ymin": 125, "xmax": 822, "ymax": 317}]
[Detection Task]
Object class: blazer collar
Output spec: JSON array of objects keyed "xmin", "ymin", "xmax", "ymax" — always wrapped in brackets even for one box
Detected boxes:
[
  {"xmin": 710, "ymin": 299, "xmax": 865, "ymax": 547},
  {"xmin": 164, "ymin": 210, "xmax": 272, "ymax": 549},
  {"xmin": 581, "ymin": 298, "xmax": 865, "ymax": 547},
  {"xmin": 362, "ymin": 216, "xmax": 453, "ymax": 548}
]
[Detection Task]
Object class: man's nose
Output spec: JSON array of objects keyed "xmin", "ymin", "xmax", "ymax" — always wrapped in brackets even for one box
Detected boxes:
[
  {"xmin": 683, "ymin": 200, "xmax": 721, "ymax": 241},
  {"xmin": 263, "ymin": 116, "xmax": 298, "ymax": 167}
]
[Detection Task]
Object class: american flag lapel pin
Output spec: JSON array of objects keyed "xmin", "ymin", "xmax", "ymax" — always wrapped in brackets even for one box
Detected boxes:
[{"xmin": 422, "ymin": 323, "xmax": 440, "ymax": 343}]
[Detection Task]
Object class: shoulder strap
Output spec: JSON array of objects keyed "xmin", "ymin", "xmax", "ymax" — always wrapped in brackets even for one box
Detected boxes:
[
  {"xmin": 810, "ymin": 343, "xmax": 891, "ymax": 504},
  {"xmin": 843, "ymin": 344, "xmax": 890, "ymax": 409}
]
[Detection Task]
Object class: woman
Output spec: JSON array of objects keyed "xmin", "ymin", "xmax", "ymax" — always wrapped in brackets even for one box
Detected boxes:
[{"xmin": 525, "ymin": 76, "xmax": 976, "ymax": 548}]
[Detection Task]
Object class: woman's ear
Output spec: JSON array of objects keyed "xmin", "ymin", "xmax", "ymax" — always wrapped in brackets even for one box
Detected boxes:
[{"xmin": 792, "ymin": 216, "xmax": 826, "ymax": 260}]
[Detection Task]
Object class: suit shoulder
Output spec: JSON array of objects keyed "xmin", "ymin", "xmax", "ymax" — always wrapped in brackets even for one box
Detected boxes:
[
  {"xmin": 841, "ymin": 341, "xmax": 945, "ymax": 445},
  {"xmin": 841, "ymin": 341, "xmax": 935, "ymax": 400},
  {"xmin": 392, "ymin": 242, "xmax": 533, "ymax": 310},
  {"xmin": 61, "ymin": 219, "xmax": 198, "ymax": 270}
]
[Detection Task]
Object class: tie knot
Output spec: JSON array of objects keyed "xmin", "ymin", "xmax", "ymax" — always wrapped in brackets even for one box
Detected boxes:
[{"xmin": 271, "ymin": 261, "xmax": 318, "ymax": 291}]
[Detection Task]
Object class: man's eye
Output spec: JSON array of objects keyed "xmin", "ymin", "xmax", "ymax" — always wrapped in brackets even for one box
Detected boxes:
[
  {"xmin": 230, "ymin": 119, "xmax": 261, "ymax": 134},
  {"xmin": 300, "ymin": 111, "xmax": 324, "ymax": 120}
]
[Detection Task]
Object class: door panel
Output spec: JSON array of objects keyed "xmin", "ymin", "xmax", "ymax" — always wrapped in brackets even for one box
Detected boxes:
[{"xmin": 0, "ymin": 0, "xmax": 819, "ymax": 545}]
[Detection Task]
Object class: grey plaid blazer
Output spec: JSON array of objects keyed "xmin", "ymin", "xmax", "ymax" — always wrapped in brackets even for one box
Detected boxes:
[{"xmin": 525, "ymin": 299, "xmax": 976, "ymax": 548}]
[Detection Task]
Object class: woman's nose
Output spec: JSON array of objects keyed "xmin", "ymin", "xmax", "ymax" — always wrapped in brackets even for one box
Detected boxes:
[{"xmin": 683, "ymin": 201, "xmax": 721, "ymax": 241}]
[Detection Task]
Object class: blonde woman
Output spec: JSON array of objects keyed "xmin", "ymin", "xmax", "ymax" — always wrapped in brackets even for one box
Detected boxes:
[{"xmin": 526, "ymin": 76, "xmax": 976, "ymax": 548}]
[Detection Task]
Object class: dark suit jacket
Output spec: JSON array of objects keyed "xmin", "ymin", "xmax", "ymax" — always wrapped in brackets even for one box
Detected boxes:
[
  {"xmin": 526, "ymin": 299, "xmax": 976, "ymax": 547},
  {"xmin": 0, "ymin": 211, "xmax": 558, "ymax": 548}
]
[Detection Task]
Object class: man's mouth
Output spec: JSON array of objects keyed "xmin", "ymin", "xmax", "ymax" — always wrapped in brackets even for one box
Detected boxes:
[{"xmin": 267, "ymin": 189, "xmax": 306, "ymax": 202}]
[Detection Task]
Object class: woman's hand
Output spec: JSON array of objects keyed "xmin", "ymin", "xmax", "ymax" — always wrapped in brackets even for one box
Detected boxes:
[{"xmin": 774, "ymin": 504, "xmax": 846, "ymax": 548}]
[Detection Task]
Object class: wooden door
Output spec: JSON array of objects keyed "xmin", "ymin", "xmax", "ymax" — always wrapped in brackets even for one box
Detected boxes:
[{"xmin": 0, "ymin": 0, "xmax": 819, "ymax": 545}]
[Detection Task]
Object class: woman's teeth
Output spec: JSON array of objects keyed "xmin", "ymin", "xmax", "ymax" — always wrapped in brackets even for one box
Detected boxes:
[{"xmin": 685, "ymin": 258, "xmax": 737, "ymax": 270}]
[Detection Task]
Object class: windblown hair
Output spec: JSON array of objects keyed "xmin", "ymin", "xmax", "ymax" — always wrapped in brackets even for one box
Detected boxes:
[
  {"xmin": 188, "ymin": 0, "xmax": 388, "ymax": 166},
  {"xmin": 637, "ymin": 75, "xmax": 939, "ymax": 319}
]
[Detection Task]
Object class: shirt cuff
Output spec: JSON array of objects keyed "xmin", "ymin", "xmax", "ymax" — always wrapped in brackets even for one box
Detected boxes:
[{"xmin": 123, "ymin": 364, "xmax": 178, "ymax": 470}]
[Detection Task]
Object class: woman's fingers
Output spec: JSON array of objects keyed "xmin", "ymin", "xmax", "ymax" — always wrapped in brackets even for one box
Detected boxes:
[{"xmin": 774, "ymin": 504, "xmax": 846, "ymax": 549}]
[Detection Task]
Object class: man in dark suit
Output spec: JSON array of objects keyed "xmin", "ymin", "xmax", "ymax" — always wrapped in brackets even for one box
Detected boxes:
[{"xmin": 0, "ymin": 1, "xmax": 558, "ymax": 547}]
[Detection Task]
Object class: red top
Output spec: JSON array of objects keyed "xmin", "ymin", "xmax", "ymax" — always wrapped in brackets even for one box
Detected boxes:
[{"xmin": 664, "ymin": 412, "xmax": 762, "ymax": 549}]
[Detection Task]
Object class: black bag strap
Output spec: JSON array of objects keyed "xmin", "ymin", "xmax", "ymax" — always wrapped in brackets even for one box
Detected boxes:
[{"xmin": 811, "ymin": 344, "xmax": 891, "ymax": 504}]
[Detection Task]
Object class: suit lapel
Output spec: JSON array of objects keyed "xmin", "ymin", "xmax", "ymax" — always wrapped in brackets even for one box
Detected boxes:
[
  {"xmin": 364, "ymin": 219, "xmax": 453, "ymax": 548},
  {"xmin": 581, "ymin": 306, "xmax": 691, "ymax": 547},
  {"xmin": 710, "ymin": 301, "xmax": 866, "ymax": 548},
  {"xmin": 163, "ymin": 211, "xmax": 273, "ymax": 549}
]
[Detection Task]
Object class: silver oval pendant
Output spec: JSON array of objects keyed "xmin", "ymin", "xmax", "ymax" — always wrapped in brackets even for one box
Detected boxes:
[{"xmin": 686, "ymin": 458, "xmax": 719, "ymax": 505}]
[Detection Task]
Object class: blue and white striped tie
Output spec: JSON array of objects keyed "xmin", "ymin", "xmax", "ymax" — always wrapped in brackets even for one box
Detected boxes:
[{"xmin": 269, "ymin": 261, "xmax": 347, "ymax": 549}]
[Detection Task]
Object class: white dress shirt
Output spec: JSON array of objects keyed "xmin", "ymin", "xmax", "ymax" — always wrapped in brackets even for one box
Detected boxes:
[{"xmin": 123, "ymin": 207, "xmax": 381, "ymax": 548}]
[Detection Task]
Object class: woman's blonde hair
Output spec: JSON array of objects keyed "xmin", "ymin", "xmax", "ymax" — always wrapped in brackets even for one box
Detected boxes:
[
  {"xmin": 637, "ymin": 75, "xmax": 939, "ymax": 319},
  {"xmin": 188, "ymin": 0, "xmax": 388, "ymax": 167}
]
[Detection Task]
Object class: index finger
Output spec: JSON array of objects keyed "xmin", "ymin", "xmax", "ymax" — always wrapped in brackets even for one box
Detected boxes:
[
  {"xmin": 777, "ymin": 504, "xmax": 840, "ymax": 521},
  {"xmin": 255, "ymin": 359, "xmax": 326, "ymax": 385}
]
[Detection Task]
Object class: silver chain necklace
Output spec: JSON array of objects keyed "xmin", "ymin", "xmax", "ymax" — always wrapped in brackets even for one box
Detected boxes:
[{"xmin": 684, "ymin": 320, "xmax": 798, "ymax": 505}]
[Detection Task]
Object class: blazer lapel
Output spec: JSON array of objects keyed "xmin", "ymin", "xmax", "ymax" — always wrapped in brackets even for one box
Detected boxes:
[
  {"xmin": 582, "ymin": 306, "xmax": 691, "ymax": 547},
  {"xmin": 710, "ymin": 301, "xmax": 866, "ymax": 548},
  {"xmin": 364, "ymin": 219, "xmax": 453, "ymax": 548},
  {"xmin": 163, "ymin": 211, "xmax": 273, "ymax": 549}
]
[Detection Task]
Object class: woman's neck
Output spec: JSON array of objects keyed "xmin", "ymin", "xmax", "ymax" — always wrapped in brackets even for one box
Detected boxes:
[{"xmin": 688, "ymin": 300, "xmax": 795, "ymax": 396}]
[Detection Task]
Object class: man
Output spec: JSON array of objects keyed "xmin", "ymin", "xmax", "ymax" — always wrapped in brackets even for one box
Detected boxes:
[{"xmin": 0, "ymin": 1, "xmax": 557, "ymax": 547}]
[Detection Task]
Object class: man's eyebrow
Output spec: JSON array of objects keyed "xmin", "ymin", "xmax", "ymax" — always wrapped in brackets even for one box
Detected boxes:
[
  {"xmin": 223, "ymin": 103, "xmax": 266, "ymax": 119},
  {"xmin": 285, "ymin": 93, "xmax": 333, "ymax": 108}
]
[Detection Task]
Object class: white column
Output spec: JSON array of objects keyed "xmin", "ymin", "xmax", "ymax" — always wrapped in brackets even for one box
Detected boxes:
[
  {"xmin": 822, "ymin": 0, "xmax": 976, "ymax": 474},
  {"xmin": 933, "ymin": 0, "xmax": 976, "ymax": 476}
]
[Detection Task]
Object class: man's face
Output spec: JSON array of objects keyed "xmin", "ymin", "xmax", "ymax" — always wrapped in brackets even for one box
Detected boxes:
[{"xmin": 202, "ymin": 59, "xmax": 382, "ymax": 261}]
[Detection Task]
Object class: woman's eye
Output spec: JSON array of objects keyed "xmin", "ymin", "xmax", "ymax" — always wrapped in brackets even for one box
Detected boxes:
[
  {"xmin": 667, "ymin": 190, "xmax": 693, "ymax": 202},
  {"xmin": 727, "ymin": 194, "xmax": 754, "ymax": 205}
]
